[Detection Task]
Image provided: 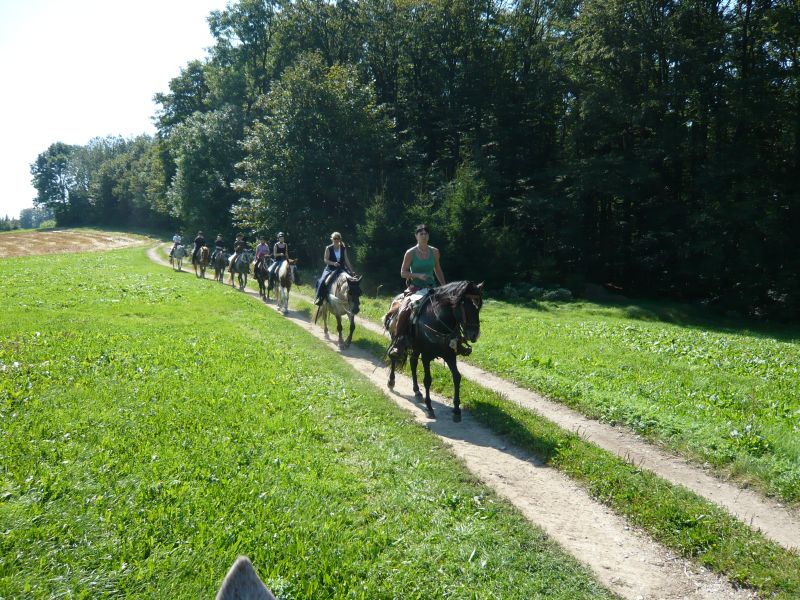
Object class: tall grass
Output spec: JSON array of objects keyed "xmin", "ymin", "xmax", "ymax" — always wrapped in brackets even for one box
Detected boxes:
[{"xmin": 0, "ymin": 249, "xmax": 610, "ymax": 599}]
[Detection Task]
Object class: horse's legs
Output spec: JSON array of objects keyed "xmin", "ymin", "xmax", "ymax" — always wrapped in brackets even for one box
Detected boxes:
[
  {"xmin": 335, "ymin": 315, "xmax": 344, "ymax": 346},
  {"xmin": 345, "ymin": 313, "xmax": 356, "ymax": 348},
  {"xmin": 443, "ymin": 354, "xmax": 462, "ymax": 421},
  {"xmin": 420, "ymin": 355, "xmax": 435, "ymax": 418},
  {"xmin": 410, "ymin": 352, "xmax": 422, "ymax": 399},
  {"xmin": 387, "ymin": 358, "xmax": 396, "ymax": 389}
]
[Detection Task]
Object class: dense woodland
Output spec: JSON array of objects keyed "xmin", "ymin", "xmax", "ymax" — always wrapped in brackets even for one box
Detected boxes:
[{"xmin": 30, "ymin": 0, "xmax": 799, "ymax": 318}]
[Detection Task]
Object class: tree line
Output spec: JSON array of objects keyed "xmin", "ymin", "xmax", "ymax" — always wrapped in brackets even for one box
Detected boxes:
[{"xmin": 30, "ymin": 0, "xmax": 799, "ymax": 318}]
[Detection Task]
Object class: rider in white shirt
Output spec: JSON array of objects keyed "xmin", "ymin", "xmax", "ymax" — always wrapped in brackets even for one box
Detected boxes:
[{"xmin": 170, "ymin": 231, "xmax": 183, "ymax": 257}]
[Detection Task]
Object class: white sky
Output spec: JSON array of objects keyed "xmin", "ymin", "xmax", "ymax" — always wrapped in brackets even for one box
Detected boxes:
[{"xmin": 0, "ymin": 0, "xmax": 230, "ymax": 219}]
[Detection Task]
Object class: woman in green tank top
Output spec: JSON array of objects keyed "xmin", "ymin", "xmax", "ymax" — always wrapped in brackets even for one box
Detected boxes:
[
  {"xmin": 389, "ymin": 224, "xmax": 447, "ymax": 358},
  {"xmin": 400, "ymin": 224, "xmax": 445, "ymax": 290}
]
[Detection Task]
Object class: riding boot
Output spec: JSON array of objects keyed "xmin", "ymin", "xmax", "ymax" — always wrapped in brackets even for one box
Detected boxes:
[
  {"xmin": 388, "ymin": 335, "xmax": 408, "ymax": 359},
  {"xmin": 314, "ymin": 285, "xmax": 325, "ymax": 306}
]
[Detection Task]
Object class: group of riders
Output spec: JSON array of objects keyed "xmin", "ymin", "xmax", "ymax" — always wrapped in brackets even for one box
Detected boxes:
[
  {"xmin": 169, "ymin": 223, "xmax": 452, "ymax": 359},
  {"xmin": 170, "ymin": 229, "xmax": 292, "ymax": 285}
]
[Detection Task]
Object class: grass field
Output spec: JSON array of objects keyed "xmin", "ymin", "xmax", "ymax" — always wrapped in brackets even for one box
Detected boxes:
[
  {"xmin": 0, "ymin": 249, "xmax": 611, "ymax": 598},
  {"xmin": 348, "ymin": 291, "xmax": 800, "ymax": 505}
]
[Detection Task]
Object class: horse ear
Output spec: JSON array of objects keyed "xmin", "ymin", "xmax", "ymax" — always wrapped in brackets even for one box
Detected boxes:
[
  {"xmin": 477, "ymin": 282, "xmax": 484, "ymax": 291},
  {"xmin": 357, "ymin": 275, "xmax": 363, "ymax": 282}
]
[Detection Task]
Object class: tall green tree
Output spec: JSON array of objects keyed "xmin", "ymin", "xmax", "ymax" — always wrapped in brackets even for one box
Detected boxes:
[{"xmin": 236, "ymin": 53, "xmax": 395, "ymax": 259}]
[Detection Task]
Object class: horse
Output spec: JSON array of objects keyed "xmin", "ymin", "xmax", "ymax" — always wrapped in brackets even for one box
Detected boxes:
[
  {"xmin": 254, "ymin": 257, "xmax": 274, "ymax": 301},
  {"xmin": 314, "ymin": 271, "xmax": 362, "ymax": 348},
  {"xmin": 213, "ymin": 250, "xmax": 229, "ymax": 283},
  {"xmin": 276, "ymin": 259, "xmax": 298, "ymax": 314},
  {"xmin": 385, "ymin": 281, "xmax": 483, "ymax": 421},
  {"xmin": 193, "ymin": 246, "xmax": 210, "ymax": 278},
  {"xmin": 170, "ymin": 244, "xmax": 187, "ymax": 271},
  {"xmin": 229, "ymin": 249, "xmax": 254, "ymax": 290}
]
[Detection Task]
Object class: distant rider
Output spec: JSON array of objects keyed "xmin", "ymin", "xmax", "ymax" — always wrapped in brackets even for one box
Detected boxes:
[
  {"xmin": 170, "ymin": 230, "xmax": 183, "ymax": 257},
  {"xmin": 267, "ymin": 232, "xmax": 289, "ymax": 283},
  {"xmin": 192, "ymin": 230, "xmax": 206, "ymax": 263},
  {"xmin": 254, "ymin": 236, "xmax": 271, "ymax": 272},
  {"xmin": 314, "ymin": 231, "xmax": 354, "ymax": 306}
]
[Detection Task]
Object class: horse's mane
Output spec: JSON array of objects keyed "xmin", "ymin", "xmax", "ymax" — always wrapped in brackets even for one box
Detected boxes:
[{"xmin": 430, "ymin": 281, "xmax": 478, "ymax": 308}]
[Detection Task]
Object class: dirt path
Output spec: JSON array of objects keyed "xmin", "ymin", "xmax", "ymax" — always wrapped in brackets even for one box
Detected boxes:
[
  {"xmin": 147, "ymin": 245, "xmax": 758, "ymax": 598},
  {"xmin": 335, "ymin": 303, "xmax": 800, "ymax": 553}
]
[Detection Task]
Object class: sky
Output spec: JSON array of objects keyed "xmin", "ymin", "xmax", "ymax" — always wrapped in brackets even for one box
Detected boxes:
[{"xmin": 0, "ymin": 0, "xmax": 230, "ymax": 219}]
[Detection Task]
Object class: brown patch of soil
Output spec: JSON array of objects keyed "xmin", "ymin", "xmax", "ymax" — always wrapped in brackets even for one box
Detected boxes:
[{"xmin": 0, "ymin": 228, "xmax": 152, "ymax": 258}]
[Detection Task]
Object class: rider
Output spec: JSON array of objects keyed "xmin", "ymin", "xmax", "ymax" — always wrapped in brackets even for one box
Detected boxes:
[
  {"xmin": 254, "ymin": 236, "xmax": 271, "ymax": 272},
  {"xmin": 267, "ymin": 232, "xmax": 289, "ymax": 282},
  {"xmin": 170, "ymin": 229, "xmax": 183, "ymax": 257},
  {"xmin": 212, "ymin": 233, "xmax": 226, "ymax": 262},
  {"xmin": 229, "ymin": 233, "xmax": 251, "ymax": 271},
  {"xmin": 192, "ymin": 230, "xmax": 206, "ymax": 263},
  {"xmin": 314, "ymin": 231, "xmax": 354, "ymax": 306},
  {"xmin": 387, "ymin": 224, "xmax": 446, "ymax": 359}
]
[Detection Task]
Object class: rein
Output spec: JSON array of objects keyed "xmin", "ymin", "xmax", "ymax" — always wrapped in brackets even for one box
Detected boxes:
[{"xmin": 420, "ymin": 293, "xmax": 480, "ymax": 350}]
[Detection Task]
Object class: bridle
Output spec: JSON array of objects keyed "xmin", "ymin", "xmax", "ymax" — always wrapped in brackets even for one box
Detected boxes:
[{"xmin": 423, "ymin": 291, "xmax": 482, "ymax": 349}]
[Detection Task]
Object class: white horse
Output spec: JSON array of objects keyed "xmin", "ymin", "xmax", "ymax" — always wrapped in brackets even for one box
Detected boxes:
[
  {"xmin": 170, "ymin": 244, "xmax": 187, "ymax": 271},
  {"xmin": 315, "ymin": 271, "xmax": 362, "ymax": 347}
]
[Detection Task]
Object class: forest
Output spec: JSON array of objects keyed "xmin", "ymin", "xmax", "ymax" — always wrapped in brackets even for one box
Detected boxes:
[{"xmin": 29, "ymin": 0, "xmax": 799, "ymax": 318}]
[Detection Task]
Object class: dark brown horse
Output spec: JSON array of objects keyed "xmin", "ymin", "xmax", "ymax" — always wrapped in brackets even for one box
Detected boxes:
[
  {"xmin": 254, "ymin": 257, "xmax": 274, "ymax": 301},
  {"xmin": 386, "ymin": 281, "xmax": 483, "ymax": 421},
  {"xmin": 213, "ymin": 250, "xmax": 229, "ymax": 282},
  {"xmin": 314, "ymin": 272, "xmax": 362, "ymax": 347}
]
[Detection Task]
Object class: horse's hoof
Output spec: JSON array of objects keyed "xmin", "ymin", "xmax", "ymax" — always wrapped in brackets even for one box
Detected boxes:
[
  {"xmin": 427, "ymin": 408, "xmax": 436, "ymax": 419},
  {"xmin": 414, "ymin": 391, "xmax": 424, "ymax": 401},
  {"xmin": 387, "ymin": 380, "xmax": 394, "ymax": 390},
  {"xmin": 452, "ymin": 410, "xmax": 461, "ymax": 423}
]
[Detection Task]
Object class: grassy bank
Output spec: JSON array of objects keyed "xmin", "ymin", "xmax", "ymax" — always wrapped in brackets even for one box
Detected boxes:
[
  {"xmin": 0, "ymin": 249, "xmax": 610, "ymax": 598},
  {"xmin": 346, "ymin": 290, "xmax": 800, "ymax": 505}
]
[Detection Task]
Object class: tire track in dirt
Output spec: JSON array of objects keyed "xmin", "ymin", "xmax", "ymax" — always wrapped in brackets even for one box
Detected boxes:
[{"xmin": 148, "ymin": 245, "xmax": 757, "ymax": 599}]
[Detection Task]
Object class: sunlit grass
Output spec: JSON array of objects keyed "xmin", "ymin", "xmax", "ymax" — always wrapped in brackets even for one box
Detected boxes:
[{"xmin": 0, "ymin": 248, "xmax": 611, "ymax": 599}]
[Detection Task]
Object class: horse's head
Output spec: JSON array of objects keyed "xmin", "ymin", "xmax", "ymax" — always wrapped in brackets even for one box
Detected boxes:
[
  {"xmin": 458, "ymin": 281, "xmax": 483, "ymax": 343},
  {"xmin": 345, "ymin": 275, "xmax": 363, "ymax": 314}
]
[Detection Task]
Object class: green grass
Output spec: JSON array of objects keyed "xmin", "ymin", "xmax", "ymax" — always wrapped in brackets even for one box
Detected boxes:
[
  {"xmin": 0, "ymin": 249, "xmax": 611, "ymax": 599},
  {"xmin": 341, "ymin": 290, "xmax": 800, "ymax": 505},
  {"xmin": 339, "ymin": 323, "xmax": 800, "ymax": 598}
]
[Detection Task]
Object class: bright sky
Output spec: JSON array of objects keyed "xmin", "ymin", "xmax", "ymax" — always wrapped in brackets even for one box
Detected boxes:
[{"xmin": 0, "ymin": 0, "xmax": 229, "ymax": 219}]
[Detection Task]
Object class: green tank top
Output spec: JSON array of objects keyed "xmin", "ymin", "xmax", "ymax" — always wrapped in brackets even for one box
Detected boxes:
[{"xmin": 410, "ymin": 247, "xmax": 436, "ymax": 287}]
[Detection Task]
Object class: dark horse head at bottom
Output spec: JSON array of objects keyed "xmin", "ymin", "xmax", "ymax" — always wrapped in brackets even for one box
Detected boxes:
[{"xmin": 386, "ymin": 280, "xmax": 483, "ymax": 421}]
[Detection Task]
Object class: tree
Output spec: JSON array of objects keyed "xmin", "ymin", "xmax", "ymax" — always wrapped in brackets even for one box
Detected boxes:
[{"xmin": 236, "ymin": 53, "xmax": 395, "ymax": 260}]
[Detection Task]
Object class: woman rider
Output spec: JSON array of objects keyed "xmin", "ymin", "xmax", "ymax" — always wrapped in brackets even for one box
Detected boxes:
[
  {"xmin": 212, "ymin": 234, "xmax": 226, "ymax": 262},
  {"xmin": 170, "ymin": 230, "xmax": 183, "ymax": 257},
  {"xmin": 267, "ymin": 232, "xmax": 289, "ymax": 281},
  {"xmin": 314, "ymin": 231, "xmax": 355, "ymax": 306},
  {"xmin": 229, "ymin": 233, "xmax": 251, "ymax": 270},
  {"xmin": 191, "ymin": 230, "xmax": 206, "ymax": 264},
  {"xmin": 254, "ymin": 236, "xmax": 271, "ymax": 272},
  {"xmin": 388, "ymin": 224, "xmax": 446, "ymax": 358}
]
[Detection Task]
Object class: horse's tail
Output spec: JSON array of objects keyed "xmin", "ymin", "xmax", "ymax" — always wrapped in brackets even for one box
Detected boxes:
[{"xmin": 313, "ymin": 304, "xmax": 322, "ymax": 324}]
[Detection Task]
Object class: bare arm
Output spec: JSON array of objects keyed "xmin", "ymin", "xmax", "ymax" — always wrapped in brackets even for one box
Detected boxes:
[
  {"xmin": 433, "ymin": 247, "xmax": 445, "ymax": 285},
  {"xmin": 400, "ymin": 249, "xmax": 415, "ymax": 280}
]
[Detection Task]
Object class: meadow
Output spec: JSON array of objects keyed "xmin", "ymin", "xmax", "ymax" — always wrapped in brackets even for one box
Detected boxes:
[
  {"xmin": 0, "ymin": 249, "xmax": 611, "ymax": 598},
  {"xmin": 350, "ymin": 291, "xmax": 800, "ymax": 504}
]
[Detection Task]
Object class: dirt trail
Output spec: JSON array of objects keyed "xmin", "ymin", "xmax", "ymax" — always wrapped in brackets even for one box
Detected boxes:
[
  {"xmin": 147, "ymin": 245, "xmax": 759, "ymax": 598},
  {"xmin": 341, "ymin": 305, "xmax": 800, "ymax": 553}
]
